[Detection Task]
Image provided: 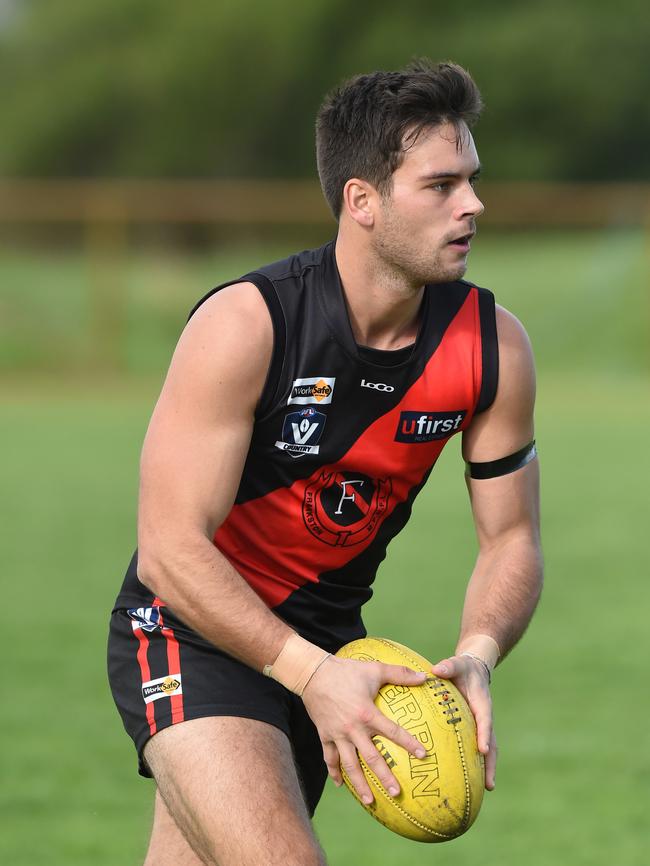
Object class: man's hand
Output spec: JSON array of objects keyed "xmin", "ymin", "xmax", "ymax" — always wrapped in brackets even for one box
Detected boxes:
[
  {"xmin": 431, "ymin": 654, "xmax": 497, "ymax": 790},
  {"xmin": 301, "ymin": 656, "xmax": 428, "ymax": 804}
]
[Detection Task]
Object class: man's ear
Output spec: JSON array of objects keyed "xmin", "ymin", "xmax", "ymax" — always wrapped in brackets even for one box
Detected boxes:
[{"xmin": 341, "ymin": 178, "xmax": 377, "ymax": 227}]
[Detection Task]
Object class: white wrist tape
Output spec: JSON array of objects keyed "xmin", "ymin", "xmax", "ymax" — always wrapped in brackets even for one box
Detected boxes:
[
  {"xmin": 456, "ymin": 633, "xmax": 500, "ymax": 672},
  {"xmin": 262, "ymin": 633, "xmax": 331, "ymax": 696}
]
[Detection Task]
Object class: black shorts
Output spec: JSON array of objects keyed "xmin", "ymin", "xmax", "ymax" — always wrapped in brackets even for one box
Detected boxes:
[{"xmin": 107, "ymin": 605, "xmax": 328, "ymax": 815}]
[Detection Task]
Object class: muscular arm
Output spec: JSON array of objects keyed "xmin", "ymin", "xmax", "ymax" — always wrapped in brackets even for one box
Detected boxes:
[
  {"xmin": 137, "ymin": 282, "xmax": 292, "ymax": 668},
  {"xmin": 432, "ymin": 305, "xmax": 543, "ymax": 788},
  {"xmin": 459, "ymin": 304, "xmax": 543, "ymax": 655},
  {"xmin": 137, "ymin": 283, "xmax": 426, "ymax": 803}
]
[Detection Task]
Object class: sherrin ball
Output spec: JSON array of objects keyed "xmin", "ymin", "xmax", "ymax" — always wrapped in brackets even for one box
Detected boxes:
[{"xmin": 335, "ymin": 637, "xmax": 485, "ymax": 842}]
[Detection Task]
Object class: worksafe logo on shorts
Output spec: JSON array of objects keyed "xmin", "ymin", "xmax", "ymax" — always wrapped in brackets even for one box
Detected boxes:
[
  {"xmin": 287, "ymin": 376, "xmax": 335, "ymax": 405},
  {"xmin": 395, "ymin": 410, "xmax": 466, "ymax": 443},
  {"xmin": 141, "ymin": 674, "xmax": 183, "ymax": 704},
  {"xmin": 275, "ymin": 408, "xmax": 326, "ymax": 458}
]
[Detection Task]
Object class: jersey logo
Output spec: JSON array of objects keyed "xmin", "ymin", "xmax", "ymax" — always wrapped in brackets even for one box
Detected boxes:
[
  {"xmin": 360, "ymin": 379, "xmax": 395, "ymax": 392},
  {"xmin": 287, "ymin": 376, "xmax": 335, "ymax": 405},
  {"xmin": 303, "ymin": 470, "xmax": 392, "ymax": 546},
  {"xmin": 275, "ymin": 408, "xmax": 327, "ymax": 458},
  {"xmin": 395, "ymin": 410, "xmax": 466, "ymax": 443}
]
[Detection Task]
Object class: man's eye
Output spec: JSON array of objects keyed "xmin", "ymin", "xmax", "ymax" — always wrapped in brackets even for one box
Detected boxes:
[
  {"xmin": 432, "ymin": 182, "xmax": 450, "ymax": 192},
  {"xmin": 469, "ymin": 175, "xmax": 481, "ymax": 187}
]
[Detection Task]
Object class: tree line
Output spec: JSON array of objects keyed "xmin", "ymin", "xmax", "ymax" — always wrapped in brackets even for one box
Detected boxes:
[{"xmin": 1, "ymin": 0, "xmax": 648, "ymax": 182}]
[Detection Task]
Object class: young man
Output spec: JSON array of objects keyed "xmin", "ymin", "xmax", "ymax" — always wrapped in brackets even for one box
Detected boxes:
[{"xmin": 108, "ymin": 60, "xmax": 542, "ymax": 866}]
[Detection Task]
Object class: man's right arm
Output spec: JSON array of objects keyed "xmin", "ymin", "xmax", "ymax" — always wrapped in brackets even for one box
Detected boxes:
[
  {"xmin": 136, "ymin": 281, "xmax": 292, "ymax": 669},
  {"xmin": 136, "ymin": 282, "xmax": 426, "ymax": 803}
]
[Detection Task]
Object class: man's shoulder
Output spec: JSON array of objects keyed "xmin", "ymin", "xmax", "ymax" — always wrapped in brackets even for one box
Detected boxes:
[
  {"xmin": 187, "ymin": 241, "xmax": 333, "ymax": 322},
  {"xmin": 250, "ymin": 240, "xmax": 333, "ymax": 284}
]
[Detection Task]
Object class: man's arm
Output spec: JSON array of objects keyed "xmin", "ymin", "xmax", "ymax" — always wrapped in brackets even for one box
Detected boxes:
[
  {"xmin": 431, "ymin": 304, "xmax": 543, "ymax": 790},
  {"xmin": 136, "ymin": 282, "xmax": 427, "ymax": 804},
  {"xmin": 136, "ymin": 282, "xmax": 292, "ymax": 668}
]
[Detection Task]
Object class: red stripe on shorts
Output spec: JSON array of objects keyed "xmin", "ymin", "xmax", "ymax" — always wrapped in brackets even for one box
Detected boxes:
[
  {"xmin": 159, "ymin": 609, "xmax": 185, "ymax": 725},
  {"xmin": 133, "ymin": 626, "xmax": 157, "ymax": 736}
]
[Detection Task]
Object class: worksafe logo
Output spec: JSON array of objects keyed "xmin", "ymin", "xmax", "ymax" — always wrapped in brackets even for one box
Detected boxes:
[
  {"xmin": 275, "ymin": 408, "xmax": 327, "ymax": 458},
  {"xmin": 395, "ymin": 411, "xmax": 466, "ymax": 443},
  {"xmin": 303, "ymin": 470, "xmax": 392, "ymax": 547},
  {"xmin": 142, "ymin": 675, "xmax": 183, "ymax": 704},
  {"xmin": 287, "ymin": 376, "xmax": 335, "ymax": 405}
]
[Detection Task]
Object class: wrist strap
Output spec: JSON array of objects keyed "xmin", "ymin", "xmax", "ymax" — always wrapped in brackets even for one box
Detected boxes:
[
  {"xmin": 262, "ymin": 634, "xmax": 331, "ymax": 697},
  {"xmin": 456, "ymin": 633, "xmax": 500, "ymax": 671},
  {"xmin": 459, "ymin": 651, "xmax": 492, "ymax": 684}
]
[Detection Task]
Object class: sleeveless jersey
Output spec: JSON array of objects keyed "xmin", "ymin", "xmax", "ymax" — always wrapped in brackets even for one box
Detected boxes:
[{"xmin": 115, "ymin": 240, "xmax": 498, "ymax": 652}]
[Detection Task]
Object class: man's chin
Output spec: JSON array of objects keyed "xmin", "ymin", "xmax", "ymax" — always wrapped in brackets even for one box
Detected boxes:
[{"xmin": 424, "ymin": 263, "xmax": 467, "ymax": 285}]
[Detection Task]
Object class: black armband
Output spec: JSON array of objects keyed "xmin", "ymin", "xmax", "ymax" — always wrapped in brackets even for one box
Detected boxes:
[{"xmin": 466, "ymin": 440, "xmax": 537, "ymax": 480}]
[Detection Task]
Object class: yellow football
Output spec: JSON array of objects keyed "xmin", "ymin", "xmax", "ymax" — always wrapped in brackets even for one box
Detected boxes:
[{"xmin": 335, "ymin": 637, "xmax": 485, "ymax": 842}]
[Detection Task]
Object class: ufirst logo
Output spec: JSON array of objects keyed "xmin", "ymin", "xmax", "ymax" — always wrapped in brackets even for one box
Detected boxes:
[
  {"xmin": 361, "ymin": 379, "xmax": 395, "ymax": 392},
  {"xmin": 395, "ymin": 410, "xmax": 466, "ymax": 443}
]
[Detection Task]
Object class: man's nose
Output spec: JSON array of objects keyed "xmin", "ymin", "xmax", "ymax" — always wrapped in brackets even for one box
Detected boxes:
[{"xmin": 456, "ymin": 184, "xmax": 484, "ymax": 220}]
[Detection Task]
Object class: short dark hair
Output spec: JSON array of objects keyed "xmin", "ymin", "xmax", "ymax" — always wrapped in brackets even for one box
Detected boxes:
[{"xmin": 315, "ymin": 60, "xmax": 483, "ymax": 219}]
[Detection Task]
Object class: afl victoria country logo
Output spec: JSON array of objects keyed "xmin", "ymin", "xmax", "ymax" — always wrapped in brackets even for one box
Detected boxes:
[
  {"xmin": 275, "ymin": 408, "xmax": 327, "ymax": 458},
  {"xmin": 303, "ymin": 470, "xmax": 392, "ymax": 546}
]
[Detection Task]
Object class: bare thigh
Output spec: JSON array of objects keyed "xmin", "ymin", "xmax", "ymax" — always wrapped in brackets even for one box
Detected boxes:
[{"xmin": 142, "ymin": 716, "xmax": 327, "ymax": 866}]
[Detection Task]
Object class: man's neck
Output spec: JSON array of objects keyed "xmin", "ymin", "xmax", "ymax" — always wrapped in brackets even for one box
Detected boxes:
[{"xmin": 334, "ymin": 233, "xmax": 424, "ymax": 351}]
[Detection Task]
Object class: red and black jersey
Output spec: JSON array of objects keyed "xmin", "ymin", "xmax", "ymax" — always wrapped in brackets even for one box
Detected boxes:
[{"xmin": 115, "ymin": 240, "xmax": 498, "ymax": 652}]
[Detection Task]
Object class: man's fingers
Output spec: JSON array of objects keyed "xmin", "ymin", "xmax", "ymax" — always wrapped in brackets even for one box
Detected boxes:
[
  {"xmin": 380, "ymin": 662, "xmax": 427, "ymax": 687},
  {"xmin": 484, "ymin": 729, "xmax": 498, "ymax": 790},
  {"xmin": 338, "ymin": 742, "xmax": 374, "ymax": 805},
  {"xmin": 470, "ymin": 698, "xmax": 493, "ymax": 754},
  {"xmin": 358, "ymin": 736, "xmax": 401, "ymax": 797},
  {"xmin": 322, "ymin": 741, "xmax": 342, "ymax": 787},
  {"xmin": 430, "ymin": 656, "xmax": 459, "ymax": 678},
  {"xmin": 374, "ymin": 712, "xmax": 426, "ymax": 759}
]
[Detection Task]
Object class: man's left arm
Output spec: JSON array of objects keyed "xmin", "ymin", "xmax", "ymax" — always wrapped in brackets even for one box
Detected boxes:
[{"xmin": 431, "ymin": 304, "xmax": 543, "ymax": 791}]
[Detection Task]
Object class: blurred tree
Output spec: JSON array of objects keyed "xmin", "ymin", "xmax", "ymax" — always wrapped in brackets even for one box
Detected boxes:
[{"xmin": 0, "ymin": 0, "xmax": 648, "ymax": 180}]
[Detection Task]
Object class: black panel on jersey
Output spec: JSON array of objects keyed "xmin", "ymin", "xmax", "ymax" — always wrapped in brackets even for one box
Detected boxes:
[
  {"xmin": 357, "ymin": 344, "xmax": 415, "ymax": 367},
  {"xmin": 474, "ymin": 284, "xmax": 499, "ymax": 413}
]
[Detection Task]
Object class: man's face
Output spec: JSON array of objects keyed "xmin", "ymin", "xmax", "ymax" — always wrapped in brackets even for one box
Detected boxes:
[{"xmin": 371, "ymin": 121, "xmax": 484, "ymax": 286}]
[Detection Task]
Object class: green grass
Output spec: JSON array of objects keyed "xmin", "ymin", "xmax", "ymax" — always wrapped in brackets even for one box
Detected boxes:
[
  {"xmin": 1, "ymin": 231, "xmax": 649, "ymax": 864},
  {"xmin": 1, "ymin": 227, "xmax": 648, "ymax": 377}
]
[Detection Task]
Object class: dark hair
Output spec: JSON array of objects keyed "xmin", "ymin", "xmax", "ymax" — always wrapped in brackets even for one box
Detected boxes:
[{"xmin": 315, "ymin": 60, "xmax": 483, "ymax": 219}]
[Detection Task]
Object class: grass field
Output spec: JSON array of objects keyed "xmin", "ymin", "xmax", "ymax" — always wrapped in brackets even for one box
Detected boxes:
[{"xmin": 1, "ymin": 230, "xmax": 648, "ymax": 865}]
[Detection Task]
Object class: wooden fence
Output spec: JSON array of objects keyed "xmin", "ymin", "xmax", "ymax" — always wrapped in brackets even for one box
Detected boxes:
[
  {"xmin": 1, "ymin": 179, "xmax": 647, "ymax": 374},
  {"xmin": 1, "ymin": 179, "xmax": 649, "ymax": 230}
]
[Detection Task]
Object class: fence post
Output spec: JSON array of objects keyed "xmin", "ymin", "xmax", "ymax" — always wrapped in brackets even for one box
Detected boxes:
[{"xmin": 84, "ymin": 187, "xmax": 128, "ymax": 374}]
